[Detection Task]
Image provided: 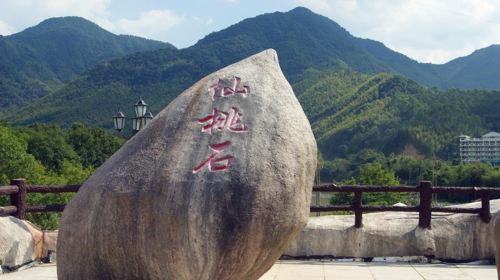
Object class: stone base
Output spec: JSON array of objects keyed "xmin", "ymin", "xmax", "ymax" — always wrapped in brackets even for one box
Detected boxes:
[{"xmin": 286, "ymin": 200, "xmax": 500, "ymax": 262}]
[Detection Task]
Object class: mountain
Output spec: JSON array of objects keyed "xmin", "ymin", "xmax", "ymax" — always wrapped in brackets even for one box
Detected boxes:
[
  {"xmin": 5, "ymin": 7, "xmax": 500, "ymax": 133},
  {"xmin": 299, "ymin": 71, "xmax": 500, "ymax": 161},
  {"xmin": 434, "ymin": 45, "xmax": 500, "ymax": 90},
  {"xmin": 0, "ymin": 16, "xmax": 174, "ymax": 109},
  {"xmin": 4, "ymin": 7, "xmax": 396, "ymax": 126}
]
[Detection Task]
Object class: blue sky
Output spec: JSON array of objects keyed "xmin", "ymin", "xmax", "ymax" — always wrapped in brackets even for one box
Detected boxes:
[{"xmin": 0, "ymin": 0, "xmax": 499, "ymax": 64}]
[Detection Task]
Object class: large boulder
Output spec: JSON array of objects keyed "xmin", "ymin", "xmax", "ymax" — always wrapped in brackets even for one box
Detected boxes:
[
  {"xmin": 0, "ymin": 216, "xmax": 56, "ymax": 269},
  {"xmin": 58, "ymin": 49, "xmax": 317, "ymax": 280}
]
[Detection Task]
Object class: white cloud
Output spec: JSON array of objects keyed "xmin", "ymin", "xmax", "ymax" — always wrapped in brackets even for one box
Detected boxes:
[
  {"xmin": 109, "ymin": 10, "xmax": 183, "ymax": 41},
  {"xmin": 0, "ymin": 0, "xmax": 110, "ymax": 27},
  {"xmin": 295, "ymin": 0, "xmax": 500, "ymax": 63},
  {"xmin": 0, "ymin": 0, "xmax": 182, "ymax": 43},
  {"xmin": 39, "ymin": 0, "xmax": 110, "ymax": 18},
  {"xmin": 0, "ymin": 20, "xmax": 13, "ymax": 35}
]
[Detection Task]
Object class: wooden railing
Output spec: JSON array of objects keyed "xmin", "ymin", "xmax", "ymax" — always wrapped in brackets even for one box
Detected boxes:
[
  {"xmin": 0, "ymin": 179, "xmax": 81, "ymax": 219},
  {"xmin": 311, "ymin": 181, "xmax": 500, "ymax": 229},
  {"xmin": 1, "ymin": 179, "xmax": 499, "ymax": 230}
]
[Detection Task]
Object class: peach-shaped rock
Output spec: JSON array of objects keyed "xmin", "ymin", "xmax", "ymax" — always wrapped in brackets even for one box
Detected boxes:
[{"xmin": 57, "ymin": 49, "xmax": 317, "ymax": 280}]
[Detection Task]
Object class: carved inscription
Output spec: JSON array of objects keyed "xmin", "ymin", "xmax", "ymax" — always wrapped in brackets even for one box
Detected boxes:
[
  {"xmin": 209, "ymin": 76, "xmax": 250, "ymax": 100},
  {"xmin": 192, "ymin": 141, "xmax": 234, "ymax": 174},
  {"xmin": 193, "ymin": 76, "xmax": 250, "ymax": 174},
  {"xmin": 197, "ymin": 107, "xmax": 248, "ymax": 134}
]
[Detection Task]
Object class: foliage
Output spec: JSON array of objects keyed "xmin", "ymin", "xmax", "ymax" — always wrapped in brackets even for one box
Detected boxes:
[
  {"xmin": 1, "ymin": 8, "xmax": 500, "ymax": 214},
  {"xmin": 329, "ymin": 162, "xmax": 405, "ymax": 206},
  {"xmin": 359, "ymin": 162, "xmax": 399, "ymax": 186},
  {"xmin": 67, "ymin": 123, "xmax": 124, "ymax": 168},
  {"xmin": 7, "ymin": 7, "xmax": 500, "ymax": 128},
  {"xmin": 0, "ymin": 126, "xmax": 46, "ymax": 185},
  {"xmin": 0, "ymin": 123, "xmax": 120, "ymax": 229},
  {"xmin": 301, "ymin": 71, "xmax": 498, "ymax": 163}
]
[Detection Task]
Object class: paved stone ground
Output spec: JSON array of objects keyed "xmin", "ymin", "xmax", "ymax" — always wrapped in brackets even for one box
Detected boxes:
[{"xmin": 0, "ymin": 261, "xmax": 497, "ymax": 279}]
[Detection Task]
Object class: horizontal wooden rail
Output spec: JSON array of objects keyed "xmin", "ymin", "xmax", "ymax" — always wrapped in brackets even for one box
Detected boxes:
[
  {"xmin": 431, "ymin": 207, "xmax": 480, "ymax": 214},
  {"xmin": 310, "ymin": 206, "xmax": 354, "ymax": 212},
  {"xmin": 0, "ymin": 185, "xmax": 18, "ymax": 196},
  {"xmin": 26, "ymin": 185, "xmax": 81, "ymax": 193},
  {"xmin": 432, "ymin": 186, "xmax": 500, "ymax": 194},
  {"xmin": 313, "ymin": 185, "xmax": 420, "ymax": 193},
  {"xmin": 313, "ymin": 184, "xmax": 500, "ymax": 194},
  {"xmin": 0, "ymin": 206, "xmax": 17, "ymax": 216},
  {"xmin": 27, "ymin": 204, "xmax": 66, "ymax": 212}
]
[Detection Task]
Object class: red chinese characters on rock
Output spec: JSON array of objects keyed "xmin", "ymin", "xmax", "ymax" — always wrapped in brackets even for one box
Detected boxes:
[
  {"xmin": 192, "ymin": 141, "xmax": 234, "ymax": 174},
  {"xmin": 197, "ymin": 107, "xmax": 248, "ymax": 134},
  {"xmin": 193, "ymin": 76, "xmax": 250, "ymax": 174},
  {"xmin": 209, "ymin": 76, "xmax": 250, "ymax": 100}
]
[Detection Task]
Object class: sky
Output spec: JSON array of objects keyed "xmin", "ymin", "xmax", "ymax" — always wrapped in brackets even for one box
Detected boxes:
[{"xmin": 0, "ymin": 0, "xmax": 499, "ymax": 64}]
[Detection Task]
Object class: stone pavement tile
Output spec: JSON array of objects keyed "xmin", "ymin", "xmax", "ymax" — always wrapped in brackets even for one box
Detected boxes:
[
  {"xmin": 411, "ymin": 264, "xmax": 475, "ymax": 280},
  {"xmin": 272, "ymin": 261, "xmax": 325, "ymax": 280},
  {"xmin": 368, "ymin": 263, "xmax": 424, "ymax": 280},
  {"xmin": 259, "ymin": 262, "xmax": 281, "ymax": 280},
  {"xmin": 0, "ymin": 264, "xmax": 57, "ymax": 280},
  {"xmin": 323, "ymin": 262, "xmax": 373, "ymax": 280},
  {"xmin": 454, "ymin": 265, "xmax": 497, "ymax": 280}
]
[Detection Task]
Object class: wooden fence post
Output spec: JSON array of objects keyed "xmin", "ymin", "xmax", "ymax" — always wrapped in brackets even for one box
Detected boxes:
[
  {"xmin": 418, "ymin": 181, "xmax": 432, "ymax": 229},
  {"xmin": 479, "ymin": 191, "xmax": 491, "ymax": 223},
  {"xmin": 315, "ymin": 191, "xmax": 320, "ymax": 217},
  {"xmin": 354, "ymin": 191, "xmax": 363, "ymax": 228},
  {"xmin": 10, "ymin": 179, "xmax": 27, "ymax": 219}
]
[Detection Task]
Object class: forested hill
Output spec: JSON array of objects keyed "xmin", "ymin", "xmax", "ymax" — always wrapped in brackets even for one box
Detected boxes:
[
  {"xmin": 298, "ymin": 71, "xmax": 500, "ymax": 161},
  {"xmin": 0, "ymin": 16, "xmax": 174, "ymax": 110},
  {"xmin": 8, "ymin": 7, "xmax": 500, "ymax": 128}
]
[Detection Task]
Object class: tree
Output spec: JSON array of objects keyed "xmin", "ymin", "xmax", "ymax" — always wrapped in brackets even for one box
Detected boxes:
[
  {"xmin": 27, "ymin": 133, "xmax": 80, "ymax": 172},
  {"xmin": 358, "ymin": 162, "xmax": 404, "ymax": 205},
  {"xmin": 68, "ymin": 123, "xmax": 124, "ymax": 168},
  {"xmin": 0, "ymin": 126, "xmax": 46, "ymax": 185},
  {"xmin": 359, "ymin": 162, "xmax": 399, "ymax": 186}
]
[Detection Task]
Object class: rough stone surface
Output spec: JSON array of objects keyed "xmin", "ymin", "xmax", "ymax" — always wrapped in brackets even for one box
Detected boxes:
[
  {"xmin": 0, "ymin": 217, "xmax": 56, "ymax": 268},
  {"xmin": 285, "ymin": 200, "xmax": 500, "ymax": 261},
  {"xmin": 57, "ymin": 49, "xmax": 317, "ymax": 280},
  {"xmin": 0, "ymin": 217, "xmax": 33, "ymax": 268},
  {"xmin": 43, "ymin": 231, "xmax": 57, "ymax": 256},
  {"xmin": 495, "ymin": 213, "xmax": 500, "ymax": 279}
]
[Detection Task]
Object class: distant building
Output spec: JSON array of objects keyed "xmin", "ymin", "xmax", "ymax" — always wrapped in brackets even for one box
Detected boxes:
[{"xmin": 459, "ymin": 132, "xmax": 500, "ymax": 165}]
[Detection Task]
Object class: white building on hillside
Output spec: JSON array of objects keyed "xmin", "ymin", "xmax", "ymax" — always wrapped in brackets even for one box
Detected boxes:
[{"xmin": 459, "ymin": 132, "xmax": 500, "ymax": 165}]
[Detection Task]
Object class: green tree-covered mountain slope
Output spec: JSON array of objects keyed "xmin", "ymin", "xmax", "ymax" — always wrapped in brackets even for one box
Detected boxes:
[
  {"xmin": 4, "ymin": 7, "xmax": 405, "ymax": 126},
  {"xmin": 6, "ymin": 7, "xmax": 500, "ymax": 129},
  {"xmin": 0, "ymin": 16, "xmax": 173, "ymax": 109},
  {"xmin": 434, "ymin": 45, "xmax": 500, "ymax": 90},
  {"xmin": 301, "ymin": 71, "xmax": 500, "ymax": 161}
]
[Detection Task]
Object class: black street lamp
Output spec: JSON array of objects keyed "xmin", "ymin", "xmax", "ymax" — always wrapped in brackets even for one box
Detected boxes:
[
  {"xmin": 144, "ymin": 111, "xmax": 154, "ymax": 126},
  {"xmin": 134, "ymin": 97, "xmax": 148, "ymax": 118},
  {"xmin": 113, "ymin": 98, "xmax": 154, "ymax": 133},
  {"xmin": 112, "ymin": 111, "xmax": 125, "ymax": 132}
]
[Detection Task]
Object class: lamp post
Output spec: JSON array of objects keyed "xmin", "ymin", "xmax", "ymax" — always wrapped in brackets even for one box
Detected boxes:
[
  {"xmin": 112, "ymin": 111, "xmax": 125, "ymax": 132},
  {"xmin": 112, "ymin": 97, "xmax": 154, "ymax": 134}
]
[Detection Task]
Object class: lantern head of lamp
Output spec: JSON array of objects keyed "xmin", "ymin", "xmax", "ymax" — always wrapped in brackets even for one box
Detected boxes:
[
  {"xmin": 134, "ymin": 97, "xmax": 148, "ymax": 118},
  {"xmin": 132, "ymin": 117, "xmax": 141, "ymax": 132},
  {"xmin": 112, "ymin": 111, "xmax": 125, "ymax": 132},
  {"xmin": 144, "ymin": 111, "xmax": 154, "ymax": 126}
]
